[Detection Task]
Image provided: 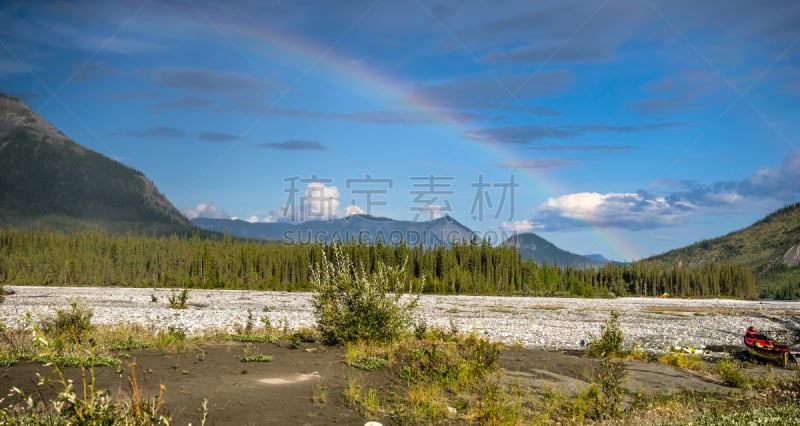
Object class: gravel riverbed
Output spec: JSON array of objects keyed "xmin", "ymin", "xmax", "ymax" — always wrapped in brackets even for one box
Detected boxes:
[{"xmin": 2, "ymin": 286, "xmax": 799, "ymax": 353}]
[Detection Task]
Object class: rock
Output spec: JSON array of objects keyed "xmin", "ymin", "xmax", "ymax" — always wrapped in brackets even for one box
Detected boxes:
[
  {"xmin": 782, "ymin": 243, "xmax": 800, "ymax": 267},
  {"xmin": 1, "ymin": 286, "xmax": 796, "ymax": 353}
]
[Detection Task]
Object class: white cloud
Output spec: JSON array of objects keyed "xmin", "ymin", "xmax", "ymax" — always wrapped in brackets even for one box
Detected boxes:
[
  {"xmin": 262, "ymin": 182, "xmax": 350, "ymax": 223},
  {"xmin": 535, "ymin": 192, "xmax": 694, "ymax": 230},
  {"xmin": 245, "ymin": 215, "xmax": 260, "ymax": 223},
  {"xmin": 303, "ymin": 182, "xmax": 341, "ymax": 220},
  {"xmin": 704, "ymin": 191, "xmax": 745, "ymax": 205},
  {"xmin": 183, "ymin": 202, "xmax": 230, "ymax": 220},
  {"xmin": 344, "ymin": 204, "xmax": 365, "ymax": 216},
  {"xmin": 501, "ymin": 220, "xmax": 539, "ymax": 233}
]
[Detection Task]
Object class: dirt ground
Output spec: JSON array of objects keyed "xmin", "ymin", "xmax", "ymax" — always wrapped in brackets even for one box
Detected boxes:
[{"xmin": 1, "ymin": 342, "xmax": 795, "ymax": 425}]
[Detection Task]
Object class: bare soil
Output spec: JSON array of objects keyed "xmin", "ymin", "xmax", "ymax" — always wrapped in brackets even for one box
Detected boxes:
[{"xmin": 2, "ymin": 341, "xmax": 793, "ymax": 425}]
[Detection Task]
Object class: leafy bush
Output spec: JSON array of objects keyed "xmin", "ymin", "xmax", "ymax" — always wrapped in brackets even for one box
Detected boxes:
[
  {"xmin": 38, "ymin": 301, "xmax": 93, "ymax": 351},
  {"xmin": 168, "ymin": 288, "xmax": 190, "ymax": 309},
  {"xmin": 714, "ymin": 359, "xmax": 750, "ymax": 389},
  {"xmin": 311, "ymin": 244, "xmax": 420, "ymax": 345},
  {"xmin": 588, "ymin": 310, "xmax": 625, "ymax": 358}
]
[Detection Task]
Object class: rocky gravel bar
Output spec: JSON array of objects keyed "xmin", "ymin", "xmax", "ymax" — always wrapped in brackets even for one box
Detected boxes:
[{"xmin": 2, "ymin": 286, "xmax": 799, "ymax": 353}]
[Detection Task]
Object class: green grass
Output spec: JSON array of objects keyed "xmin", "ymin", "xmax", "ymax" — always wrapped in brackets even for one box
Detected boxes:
[
  {"xmin": 0, "ymin": 350, "xmax": 31, "ymax": 367},
  {"xmin": 32, "ymin": 353, "xmax": 122, "ymax": 367},
  {"xmin": 350, "ymin": 355, "xmax": 387, "ymax": 371},
  {"xmin": 220, "ymin": 333, "xmax": 280, "ymax": 343},
  {"xmin": 240, "ymin": 354, "xmax": 274, "ymax": 362},
  {"xmin": 658, "ymin": 351, "xmax": 706, "ymax": 371},
  {"xmin": 678, "ymin": 401, "xmax": 800, "ymax": 426}
]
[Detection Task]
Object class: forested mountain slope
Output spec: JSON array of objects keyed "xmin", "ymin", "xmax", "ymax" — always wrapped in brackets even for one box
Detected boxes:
[
  {"xmin": 0, "ymin": 94, "xmax": 191, "ymax": 234},
  {"xmin": 647, "ymin": 203, "xmax": 800, "ymax": 298}
]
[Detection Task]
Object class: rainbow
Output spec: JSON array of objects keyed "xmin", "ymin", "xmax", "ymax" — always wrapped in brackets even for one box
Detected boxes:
[{"xmin": 210, "ymin": 18, "xmax": 636, "ymax": 260}]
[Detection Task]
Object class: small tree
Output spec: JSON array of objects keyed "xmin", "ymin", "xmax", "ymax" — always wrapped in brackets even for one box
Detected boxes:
[
  {"xmin": 588, "ymin": 310, "xmax": 624, "ymax": 359},
  {"xmin": 588, "ymin": 311, "xmax": 627, "ymax": 419},
  {"xmin": 311, "ymin": 244, "xmax": 420, "ymax": 345}
]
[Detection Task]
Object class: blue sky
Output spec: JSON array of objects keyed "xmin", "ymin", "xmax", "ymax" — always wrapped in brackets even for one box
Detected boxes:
[{"xmin": 1, "ymin": 0, "xmax": 799, "ymax": 260}]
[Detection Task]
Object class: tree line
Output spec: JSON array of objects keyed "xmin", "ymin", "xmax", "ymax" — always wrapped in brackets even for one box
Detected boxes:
[{"xmin": 0, "ymin": 229, "xmax": 758, "ymax": 299}]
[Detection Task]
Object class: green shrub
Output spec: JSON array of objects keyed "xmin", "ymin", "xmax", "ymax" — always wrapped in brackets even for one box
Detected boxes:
[
  {"xmin": 38, "ymin": 301, "xmax": 93, "ymax": 351},
  {"xmin": 311, "ymin": 244, "xmax": 420, "ymax": 345},
  {"xmin": 168, "ymin": 288, "xmax": 190, "ymax": 309},
  {"xmin": 588, "ymin": 310, "xmax": 625, "ymax": 358},
  {"xmin": 714, "ymin": 359, "xmax": 750, "ymax": 389}
]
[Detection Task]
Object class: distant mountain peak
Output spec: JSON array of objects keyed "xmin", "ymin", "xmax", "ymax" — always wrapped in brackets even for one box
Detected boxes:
[
  {"xmin": 344, "ymin": 213, "xmax": 393, "ymax": 222},
  {"xmin": 192, "ymin": 213, "xmax": 477, "ymax": 247},
  {"xmin": 504, "ymin": 232, "xmax": 604, "ymax": 266}
]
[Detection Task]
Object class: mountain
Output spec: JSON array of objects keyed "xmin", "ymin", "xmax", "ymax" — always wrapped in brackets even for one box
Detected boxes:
[
  {"xmin": 584, "ymin": 254, "xmax": 611, "ymax": 263},
  {"xmin": 0, "ymin": 93, "xmax": 191, "ymax": 234},
  {"xmin": 584, "ymin": 253, "xmax": 629, "ymax": 265},
  {"xmin": 647, "ymin": 203, "xmax": 800, "ymax": 298},
  {"xmin": 503, "ymin": 233, "xmax": 605, "ymax": 267},
  {"xmin": 192, "ymin": 214, "xmax": 477, "ymax": 247}
]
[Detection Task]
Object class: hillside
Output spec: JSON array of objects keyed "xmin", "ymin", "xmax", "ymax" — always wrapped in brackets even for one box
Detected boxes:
[
  {"xmin": 0, "ymin": 94, "xmax": 191, "ymax": 234},
  {"xmin": 503, "ymin": 233, "xmax": 604, "ymax": 267},
  {"xmin": 647, "ymin": 203, "xmax": 800, "ymax": 298},
  {"xmin": 192, "ymin": 214, "xmax": 477, "ymax": 247}
]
